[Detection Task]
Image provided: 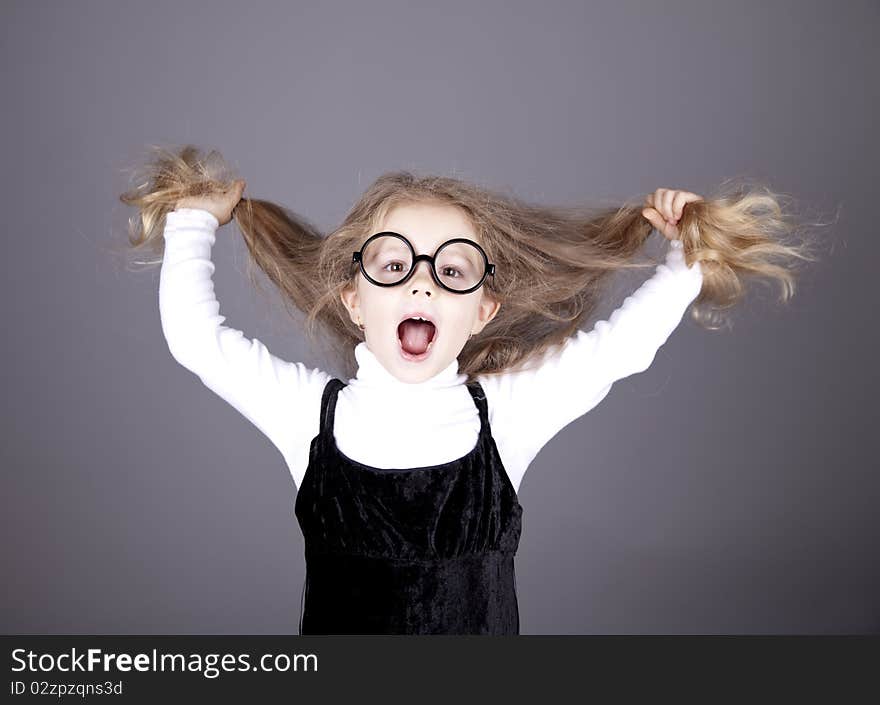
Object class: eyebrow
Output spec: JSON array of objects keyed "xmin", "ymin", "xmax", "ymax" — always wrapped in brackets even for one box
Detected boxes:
[{"xmin": 380, "ymin": 231, "xmax": 478, "ymax": 252}]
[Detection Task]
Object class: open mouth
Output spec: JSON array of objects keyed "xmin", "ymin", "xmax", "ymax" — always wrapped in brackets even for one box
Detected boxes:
[{"xmin": 397, "ymin": 316, "xmax": 438, "ymax": 361}]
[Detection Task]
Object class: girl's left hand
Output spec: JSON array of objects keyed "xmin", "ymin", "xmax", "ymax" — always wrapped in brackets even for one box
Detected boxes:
[{"xmin": 641, "ymin": 188, "xmax": 703, "ymax": 241}]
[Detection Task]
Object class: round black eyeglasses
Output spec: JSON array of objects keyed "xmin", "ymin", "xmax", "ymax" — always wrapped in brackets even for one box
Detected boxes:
[{"xmin": 352, "ymin": 231, "xmax": 495, "ymax": 295}]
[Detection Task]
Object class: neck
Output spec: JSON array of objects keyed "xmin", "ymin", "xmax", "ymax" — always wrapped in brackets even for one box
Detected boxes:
[{"xmin": 348, "ymin": 342, "xmax": 466, "ymax": 391}]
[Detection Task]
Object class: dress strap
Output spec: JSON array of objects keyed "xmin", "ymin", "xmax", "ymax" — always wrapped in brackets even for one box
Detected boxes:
[
  {"xmin": 464, "ymin": 379, "xmax": 489, "ymax": 434},
  {"xmin": 319, "ymin": 378, "xmax": 347, "ymax": 439}
]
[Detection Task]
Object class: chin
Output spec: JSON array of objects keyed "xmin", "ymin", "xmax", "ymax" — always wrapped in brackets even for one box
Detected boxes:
[{"xmin": 393, "ymin": 348, "xmax": 452, "ymax": 383}]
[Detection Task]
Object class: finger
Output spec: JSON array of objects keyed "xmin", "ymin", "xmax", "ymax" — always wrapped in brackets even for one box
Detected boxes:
[
  {"xmin": 654, "ymin": 188, "xmax": 675, "ymax": 221},
  {"xmin": 672, "ymin": 191, "xmax": 688, "ymax": 220},
  {"xmin": 662, "ymin": 189, "xmax": 677, "ymax": 222},
  {"xmin": 644, "ymin": 192, "xmax": 655, "ymax": 208},
  {"xmin": 654, "ymin": 189, "xmax": 667, "ymax": 218},
  {"xmin": 641, "ymin": 208, "xmax": 666, "ymax": 234},
  {"xmin": 676, "ymin": 191, "xmax": 703, "ymax": 219}
]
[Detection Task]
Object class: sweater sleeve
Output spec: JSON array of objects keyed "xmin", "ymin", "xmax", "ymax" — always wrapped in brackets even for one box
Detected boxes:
[
  {"xmin": 477, "ymin": 236, "xmax": 704, "ymax": 493},
  {"xmin": 159, "ymin": 208, "xmax": 331, "ymax": 487}
]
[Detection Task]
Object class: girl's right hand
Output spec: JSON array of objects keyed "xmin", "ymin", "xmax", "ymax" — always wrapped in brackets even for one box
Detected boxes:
[
  {"xmin": 175, "ymin": 179, "xmax": 246, "ymax": 226},
  {"xmin": 642, "ymin": 187, "xmax": 703, "ymax": 242}
]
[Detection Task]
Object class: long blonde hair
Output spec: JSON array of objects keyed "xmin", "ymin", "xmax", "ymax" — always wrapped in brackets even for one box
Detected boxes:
[{"xmin": 120, "ymin": 144, "xmax": 828, "ymax": 381}]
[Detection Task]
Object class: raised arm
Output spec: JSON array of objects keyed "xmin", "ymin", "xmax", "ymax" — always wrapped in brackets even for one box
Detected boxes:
[
  {"xmin": 478, "ymin": 235, "xmax": 704, "ymax": 492},
  {"xmin": 159, "ymin": 208, "xmax": 331, "ymax": 487}
]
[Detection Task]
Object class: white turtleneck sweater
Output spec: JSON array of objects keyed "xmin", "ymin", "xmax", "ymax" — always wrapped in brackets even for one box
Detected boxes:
[{"xmin": 159, "ymin": 208, "xmax": 704, "ymax": 494}]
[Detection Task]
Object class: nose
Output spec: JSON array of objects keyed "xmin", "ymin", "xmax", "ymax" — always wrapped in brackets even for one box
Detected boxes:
[{"xmin": 407, "ymin": 258, "xmax": 435, "ymax": 293}]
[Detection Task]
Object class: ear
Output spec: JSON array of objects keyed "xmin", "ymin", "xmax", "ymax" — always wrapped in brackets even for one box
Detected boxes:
[
  {"xmin": 471, "ymin": 293, "xmax": 501, "ymax": 336},
  {"xmin": 339, "ymin": 280, "xmax": 361, "ymax": 327}
]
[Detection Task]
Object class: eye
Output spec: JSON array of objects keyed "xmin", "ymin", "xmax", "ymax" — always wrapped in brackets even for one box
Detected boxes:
[
  {"xmin": 440, "ymin": 266, "xmax": 462, "ymax": 278},
  {"xmin": 383, "ymin": 260, "xmax": 408, "ymax": 272}
]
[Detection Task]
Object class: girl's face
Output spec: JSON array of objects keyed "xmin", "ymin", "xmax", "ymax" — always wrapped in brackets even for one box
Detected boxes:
[{"xmin": 341, "ymin": 201, "xmax": 501, "ymax": 384}]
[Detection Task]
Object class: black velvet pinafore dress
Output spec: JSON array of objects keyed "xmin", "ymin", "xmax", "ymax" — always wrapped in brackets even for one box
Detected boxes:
[{"xmin": 294, "ymin": 377, "xmax": 523, "ymax": 635}]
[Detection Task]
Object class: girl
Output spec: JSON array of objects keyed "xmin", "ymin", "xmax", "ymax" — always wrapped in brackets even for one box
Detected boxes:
[{"xmin": 120, "ymin": 145, "xmax": 820, "ymax": 635}]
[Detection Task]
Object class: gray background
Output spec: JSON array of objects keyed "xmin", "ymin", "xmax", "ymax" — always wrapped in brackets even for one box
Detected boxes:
[{"xmin": 2, "ymin": 0, "xmax": 876, "ymax": 634}]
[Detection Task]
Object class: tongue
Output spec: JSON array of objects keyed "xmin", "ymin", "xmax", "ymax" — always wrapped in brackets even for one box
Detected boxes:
[{"xmin": 399, "ymin": 319, "xmax": 434, "ymax": 355}]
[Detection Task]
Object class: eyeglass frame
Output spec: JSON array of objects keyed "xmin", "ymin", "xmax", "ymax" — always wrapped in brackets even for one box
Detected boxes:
[{"xmin": 351, "ymin": 231, "xmax": 496, "ymax": 295}]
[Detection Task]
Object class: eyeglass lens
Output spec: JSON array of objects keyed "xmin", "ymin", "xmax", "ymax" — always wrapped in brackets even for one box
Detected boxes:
[{"xmin": 361, "ymin": 235, "xmax": 485, "ymax": 291}]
